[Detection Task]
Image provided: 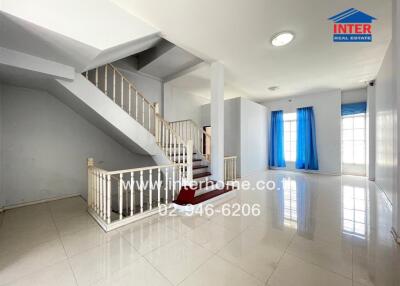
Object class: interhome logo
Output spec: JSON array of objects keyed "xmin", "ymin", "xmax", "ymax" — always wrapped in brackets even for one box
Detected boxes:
[{"xmin": 328, "ymin": 8, "xmax": 376, "ymax": 42}]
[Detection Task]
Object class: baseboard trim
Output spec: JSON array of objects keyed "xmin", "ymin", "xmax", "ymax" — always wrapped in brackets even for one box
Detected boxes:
[
  {"xmin": 1, "ymin": 193, "xmax": 82, "ymax": 211},
  {"xmin": 269, "ymin": 167, "xmax": 340, "ymax": 176}
]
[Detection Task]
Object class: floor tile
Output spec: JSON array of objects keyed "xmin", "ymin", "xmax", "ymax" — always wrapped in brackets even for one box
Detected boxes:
[
  {"xmin": 0, "ymin": 239, "xmax": 67, "ymax": 285},
  {"xmin": 0, "ymin": 222, "xmax": 59, "ymax": 256},
  {"xmin": 121, "ymin": 221, "xmax": 179, "ymax": 255},
  {"xmin": 68, "ymin": 236, "xmax": 140, "ymax": 286},
  {"xmin": 92, "ymin": 257, "xmax": 172, "ymax": 286},
  {"xmin": 209, "ymin": 212, "xmax": 255, "ymax": 232},
  {"xmin": 60, "ymin": 226, "xmax": 113, "ymax": 257},
  {"xmin": 184, "ymin": 220, "xmax": 241, "ymax": 253},
  {"xmin": 145, "ymin": 237, "xmax": 213, "ymax": 285},
  {"xmin": 0, "ymin": 172, "xmax": 398, "ymax": 286},
  {"xmin": 55, "ymin": 213, "xmax": 98, "ymax": 236},
  {"xmin": 180, "ymin": 255, "xmax": 262, "ymax": 286},
  {"xmin": 217, "ymin": 226, "xmax": 289, "ymax": 282},
  {"xmin": 286, "ymin": 235, "xmax": 352, "ymax": 278},
  {"xmin": 161, "ymin": 214, "xmax": 208, "ymax": 234},
  {"xmin": 5, "ymin": 260, "xmax": 77, "ymax": 286},
  {"xmin": 267, "ymin": 254, "xmax": 352, "ymax": 286},
  {"xmin": 49, "ymin": 197, "xmax": 87, "ymax": 223},
  {"xmin": 353, "ymin": 254, "xmax": 375, "ymax": 286}
]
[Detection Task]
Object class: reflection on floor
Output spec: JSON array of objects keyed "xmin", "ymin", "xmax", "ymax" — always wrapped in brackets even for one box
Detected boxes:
[{"xmin": 0, "ymin": 170, "xmax": 399, "ymax": 286}]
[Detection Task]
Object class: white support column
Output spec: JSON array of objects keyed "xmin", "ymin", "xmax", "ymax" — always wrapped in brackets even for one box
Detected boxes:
[{"xmin": 210, "ymin": 62, "xmax": 224, "ymax": 181}]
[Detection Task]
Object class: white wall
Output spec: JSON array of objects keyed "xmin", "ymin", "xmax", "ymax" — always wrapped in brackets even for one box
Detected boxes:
[
  {"xmin": 164, "ymin": 84, "xmax": 209, "ymax": 126},
  {"xmin": 394, "ymin": 0, "xmax": 400, "ymax": 238},
  {"xmin": 341, "ymin": 88, "xmax": 367, "ymax": 104},
  {"xmin": 117, "ymin": 66, "xmax": 163, "ymax": 109},
  {"xmin": 201, "ymin": 98, "xmax": 241, "ymax": 174},
  {"xmin": 240, "ymin": 98, "xmax": 268, "ymax": 176},
  {"xmin": 1, "ymin": 84, "xmax": 155, "ymax": 207},
  {"xmin": 367, "ymin": 84, "xmax": 376, "ymax": 181},
  {"xmin": 0, "ymin": 84, "xmax": 3, "ymax": 208},
  {"xmin": 201, "ymin": 97, "xmax": 268, "ymax": 177},
  {"xmin": 262, "ymin": 90, "xmax": 341, "ymax": 175},
  {"xmin": 375, "ymin": 42, "xmax": 397, "ymax": 206}
]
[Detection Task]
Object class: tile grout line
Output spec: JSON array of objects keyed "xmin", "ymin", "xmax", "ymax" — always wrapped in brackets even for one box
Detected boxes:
[
  {"xmin": 264, "ymin": 231, "xmax": 297, "ymax": 286},
  {"xmin": 142, "ymin": 251, "xmax": 176, "ymax": 286},
  {"xmin": 213, "ymin": 223, "xmax": 268, "ymax": 283},
  {"xmin": 176, "ymin": 217, "xmax": 251, "ymax": 285},
  {"xmin": 279, "ymin": 237, "xmax": 354, "ymax": 283},
  {"xmin": 46, "ymin": 201, "xmax": 79, "ymax": 286}
]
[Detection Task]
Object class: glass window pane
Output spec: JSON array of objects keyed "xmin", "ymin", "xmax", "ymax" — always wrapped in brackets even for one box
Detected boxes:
[
  {"xmin": 354, "ymin": 129, "xmax": 365, "ymax": 141},
  {"xmin": 354, "ymin": 142, "xmax": 365, "ymax": 164},
  {"xmin": 343, "ymin": 130, "xmax": 353, "ymax": 141},
  {"xmin": 343, "ymin": 220, "xmax": 354, "ymax": 232},
  {"xmin": 354, "ymin": 188, "xmax": 365, "ymax": 200},
  {"xmin": 354, "ymin": 116, "xmax": 365, "ymax": 129},
  {"xmin": 354, "ymin": 223, "xmax": 366, "ymax": 235},
  {"xmin": 342, "ymin": 117, "xmax": 353, "ymax": 129},
  {"xmin": 355, "ymin": 199, "xmax": 366, "ymax": 211},
  {"xmin": 355, "ymin": 211, "xmax": 366, "ymax": 223},
  {"xmin": 342, "ymin": 142, "xmax": 354, "ymax": 163}
]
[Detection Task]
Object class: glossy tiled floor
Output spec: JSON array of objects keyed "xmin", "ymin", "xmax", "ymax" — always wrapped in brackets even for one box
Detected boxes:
[{"xmin": 0, "ymin": 170, "xmax": 399, "ymax": 286}]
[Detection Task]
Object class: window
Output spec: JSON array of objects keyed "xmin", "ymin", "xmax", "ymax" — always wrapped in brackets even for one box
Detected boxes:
[
  {"xmin": 284, "ymin": 113, "xmax": 297, "ymax": 162},
  {"xmin": 341, "ymin": 113, "xmax": 366, "ymax": 175},
  {"xmin": 283, "ymin": 177, "xmax": 297, "ymax": 229},
  {"xmin": 342, "ymin": 185, "xmax": 367, "ymax": 238}
]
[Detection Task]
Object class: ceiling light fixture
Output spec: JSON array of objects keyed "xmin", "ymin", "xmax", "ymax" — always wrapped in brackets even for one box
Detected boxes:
[{"xmin": 271, "ymin": 32, "xmax": 295, "ymax": 47}]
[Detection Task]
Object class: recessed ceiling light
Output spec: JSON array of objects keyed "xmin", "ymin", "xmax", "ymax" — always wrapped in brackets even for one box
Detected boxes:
[
  {"xmin": 268, "ymin": 86, "xmax": 279, "ymax": 91},
  {"xmin": 271, "ymin": 32, "xmax": 294, "ymax": 47}
]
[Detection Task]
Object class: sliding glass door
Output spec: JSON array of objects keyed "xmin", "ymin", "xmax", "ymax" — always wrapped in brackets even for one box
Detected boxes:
[{"xmin": 341, "ymin": 113, "xmax": 366, "ymax": 176}]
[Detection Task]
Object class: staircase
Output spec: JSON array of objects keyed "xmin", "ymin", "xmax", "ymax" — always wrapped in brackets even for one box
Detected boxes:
[
  {"xmin": 78, "ymin": 63, "xmax": 237, "ymax": 230},
  {"xmin": 83, "ymin": 64, "xmax": 213, "ymax": 181}
]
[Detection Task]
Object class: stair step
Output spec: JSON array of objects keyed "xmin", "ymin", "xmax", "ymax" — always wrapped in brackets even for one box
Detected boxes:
[
  {"xmin": 186, "ymin": 165, "xmax": 209, "ymax": 170},
  {"xmin": 193, "ymin": 172, "xmax": 212, "ymax": 179},
  {"xmin": 174, "ymin": 185, "xmax": 235, "ymax": 206}
]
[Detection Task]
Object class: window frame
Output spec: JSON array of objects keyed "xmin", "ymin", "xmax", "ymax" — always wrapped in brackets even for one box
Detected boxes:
[
  {"xmin": 283, "ymin": 112, "xmax": 297, "ymax": 162},
  {"xmin": 341, "ymin": 113, "xmax": 366, "ymax": 175}
]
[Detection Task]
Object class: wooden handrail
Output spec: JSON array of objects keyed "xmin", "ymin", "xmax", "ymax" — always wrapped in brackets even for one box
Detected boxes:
[
  {"xmin": 170, "ymin": 119, "xmax": 211, "ymax": 139},
  {"xmin": 224, "ymin": 156, "xmax": 237, "ymax": 159},
  {"xmin": 106, "ymin": 163, "xmax": 187, "ymax": 175},
  {"xmin": 107, "ymin": 64, "xmax": 155, "ymax": 110}
]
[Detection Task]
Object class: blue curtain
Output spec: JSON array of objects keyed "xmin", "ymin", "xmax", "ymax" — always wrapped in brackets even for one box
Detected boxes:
[
  {"xmin": 268, "ymin": 110, "xmax": 286, "ymax": 167},
  {"xmin": 296, "ymin": 107, "xmax": 319, "ymax": 170},
  {"xmin": 341, "ymin": 102, "xmax": 367, "ymax": 116}
]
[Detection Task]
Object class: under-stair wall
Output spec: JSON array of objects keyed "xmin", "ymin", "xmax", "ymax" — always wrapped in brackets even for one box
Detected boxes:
[{"xmin": 0, "ymin": 83, "xmax": 157, "ymax": 208}]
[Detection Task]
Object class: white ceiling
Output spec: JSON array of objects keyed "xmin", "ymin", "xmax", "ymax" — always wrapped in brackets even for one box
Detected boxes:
[
  {"xmin": 111, "ymin": 0, "xmax": 392, "ymax": 101},
  {"xmin": 167, "ymin": 64, "xmax": 248, "ymax": 101},
  {"xmin": 0, "ymin": 0, "xmax": 160, "ymax": 71}
]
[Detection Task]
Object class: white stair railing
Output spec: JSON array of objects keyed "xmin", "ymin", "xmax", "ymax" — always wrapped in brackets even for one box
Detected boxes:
[
  {"xmin": 87, "ymin": 158, "xmax": 186, "ymax": 231},
  {"xmin": 224, "ymin": 156, "xmax": 237, "ymax": 183},
  {"xmin": 84, "ymin": 64, "xmax": 156, "ymax": 134},
  {"xmin": 170, "ymin": 119, "xmax": 211, "ymax": 161},
  {"xmin": 83, "ymin": 65, "xmax": 193, "ymax": 181}
]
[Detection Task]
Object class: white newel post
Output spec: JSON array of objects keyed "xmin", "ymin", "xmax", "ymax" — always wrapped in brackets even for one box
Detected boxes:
[
  {"xmin": 187, "ymin": 140, "xmax": 193, "ymax": 184},
  {"xmin": 210, "ymin": 62, "xmax": 224, "ymax": 181},
  {"xmin": 155, "ymin": 102, "xmax": 160, "ymax": 140},
  {"xmin": 87, "ymin": 158, "xmax": 94, "ymax": 208}
]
